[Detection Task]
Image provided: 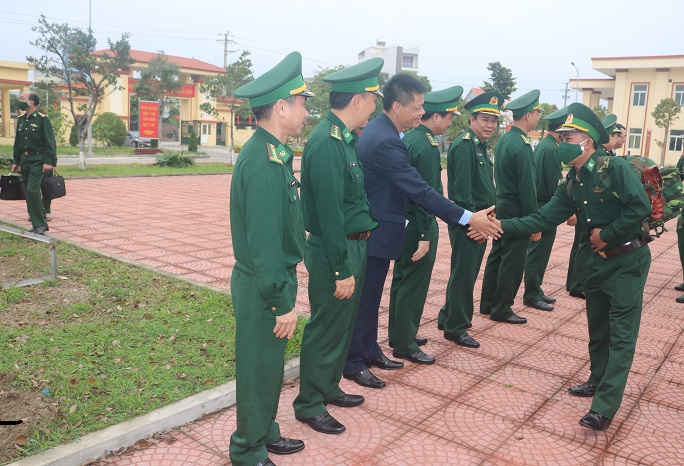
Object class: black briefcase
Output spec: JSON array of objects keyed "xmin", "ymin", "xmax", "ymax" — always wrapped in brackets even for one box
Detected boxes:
[
  {"xmin": 42, "ymin": 172, "xmax": 66, "ymax": 199},
  {"xmin": 0, "ymin": 173, "xmax": 27, "ymax": 200}
]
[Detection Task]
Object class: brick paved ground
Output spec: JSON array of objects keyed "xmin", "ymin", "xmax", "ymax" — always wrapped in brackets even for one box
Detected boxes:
[{"xmin": 2, "ymin": 173, "xmax": 683, "ymax": 465}]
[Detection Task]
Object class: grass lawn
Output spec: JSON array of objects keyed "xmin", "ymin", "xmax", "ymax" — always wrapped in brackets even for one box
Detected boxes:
[
  {"xmin": 0, "ymin": 145, "xmax": 138, "ymax": 157},
  {"xmin": 56, "ymin": 162, "xmax": 233, "ymax": 178},
  {"xmin": 0, "ymin": 230, "xmax": 305, "ymax": 464}
]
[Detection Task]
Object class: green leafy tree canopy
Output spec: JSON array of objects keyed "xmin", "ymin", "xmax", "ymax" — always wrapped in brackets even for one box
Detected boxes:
[
  {"xmin": 652, "ymin": 98, "xmax": 682, "ymax": 166},
  {"xmin": 27, "ymin": 14, "xmax": 132, "ymax": 168},
  {"xmin": 135, "ymin": 51, "xmax": 181, "ymax": 141},
  {"xmin": 482, "ymin": 62, "xmax": 517, "ymax": 100},
  {"xmin": 200, "ymin": 50, "xmax": 254, "ymax": 151},
  {"xmin": 92, "ymin": 112, "xmax": 128, "ymax": 146}
]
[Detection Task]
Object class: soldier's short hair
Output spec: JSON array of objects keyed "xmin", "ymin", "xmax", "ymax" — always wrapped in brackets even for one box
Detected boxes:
[
  {"xmin": 252, "ymin": 95, "xmax": 297, "ymax": 121},
  {"xmin": 28, "ymin": 92, "xmax": 40, "ymax": 106}
]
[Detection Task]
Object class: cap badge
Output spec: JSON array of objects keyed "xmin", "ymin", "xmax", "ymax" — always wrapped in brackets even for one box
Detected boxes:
[{"xmin": 490, "ymin": 97, "xmax": 498, "ymax": 105}]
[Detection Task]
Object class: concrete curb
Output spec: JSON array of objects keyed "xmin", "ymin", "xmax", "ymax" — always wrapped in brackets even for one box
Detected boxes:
[{"xmin": 9, "ymin": 358, "xmax": 301, "ymax": 466}]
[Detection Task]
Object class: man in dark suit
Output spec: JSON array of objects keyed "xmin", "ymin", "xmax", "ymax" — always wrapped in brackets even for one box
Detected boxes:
[{"xmin": 343, "ymin": 74, "xmax": 502, "ymax": 389}]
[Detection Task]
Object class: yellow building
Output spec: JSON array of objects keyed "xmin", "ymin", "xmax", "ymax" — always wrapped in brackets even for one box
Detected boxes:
[
  {"xmin": 572, "ymin": 55, "xmax": 684, "ymax": 165},
  {"xmin": 0, "ymin": 60, "xmax": 33, "ymax": 145}
]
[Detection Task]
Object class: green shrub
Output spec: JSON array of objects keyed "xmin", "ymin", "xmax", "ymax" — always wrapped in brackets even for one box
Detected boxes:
[
  {"xmin": 154, "ymin": 151, "xmax": 195, "ymax": 168},
  {"xmin": 92, "ymin": 112, "xmax": 128, "ymax": 147},
  {"xmin": 188, "ymin": 129, "xmax": 198, "ymax": 153},
  {"xmin": 0, "ymin": 154, "xmax": 13, "ymax": 169},
  {"xmin": 69, "ymin": 125, "xmax": 79, "ymax": 146}
]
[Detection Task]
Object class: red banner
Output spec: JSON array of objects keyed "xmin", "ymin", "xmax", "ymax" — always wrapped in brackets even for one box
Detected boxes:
[
  {"xmin": 167, "ymin": 85, "xmax": 196, "ymax": 98},
  {"xmin": 139, "ymin": 101, "xmax": 159, "ymax": 139}
]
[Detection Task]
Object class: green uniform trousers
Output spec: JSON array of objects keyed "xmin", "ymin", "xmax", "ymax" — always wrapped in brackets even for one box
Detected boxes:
[
  {"xmin": 480, "ymin": 234, "xmax": 530, "ymax": 319},
  {"xmin": 523, "ymin": 227, "xmax": 557, "ymax": 303},
  {"xmin": 584, "ymin": 245, "xmax": 650, "ymax": 419},
  {"xmin": 388, "ymin": 219, "xmax": 438, "ymax": 355},
  {"xmin": 20, "ymin": 157, "xmax": 47, "ymax": 230},
  {"xmin": 566, "ymin": 223, "xmax": 588, "ymax": 293},
  {"xmin": 229, "ymin": 262, "xmax": 297, "ymax": 466},
  {"xmin": 293, "ymin": 234, "xmax": 367, "ymax": 419},
  {"xmin": 439, "ymin": 224, "xmax": 487, "ymax": 336},
  {"xmin": 678, "ymin": 212, "xmax": 684, "ymax": 284}
]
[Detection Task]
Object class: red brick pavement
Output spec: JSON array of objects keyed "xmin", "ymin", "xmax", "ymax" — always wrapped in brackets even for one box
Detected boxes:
[{"xmin": 2, "ymin": 173, "xmax": 684, "ymax": 465}]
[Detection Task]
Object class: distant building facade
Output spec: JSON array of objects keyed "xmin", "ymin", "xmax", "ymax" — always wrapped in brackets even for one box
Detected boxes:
[
  {"xmin": 572, "ymin": 55, "xmax": 684, "ymax": 165},
  {"xmin": 358, "ymin": 40, "xmax": 419, "ymax": 77}
]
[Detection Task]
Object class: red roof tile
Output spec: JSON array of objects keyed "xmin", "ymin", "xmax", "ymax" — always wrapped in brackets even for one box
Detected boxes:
[{"xmin": 94, "ymin": 49, "xmax": 226, "ymax": 74}]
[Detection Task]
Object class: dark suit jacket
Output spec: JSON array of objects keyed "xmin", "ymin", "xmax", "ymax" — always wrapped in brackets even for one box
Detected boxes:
[{"xmin": 359, "ymin": 113, "xmax": 467, "ymax": 260}]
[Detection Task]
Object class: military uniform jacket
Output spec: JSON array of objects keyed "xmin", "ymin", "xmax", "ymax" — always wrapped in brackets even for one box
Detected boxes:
[
  {"xmin": 501, "ymin": 151, "xmax": 651, "ymax": 251},
  {"xmin": 534, "ymin": 134, "xmax": 562, "ymax": 207},
  {"xmin": 494, "ymin": 125, "xmax": 537, "ymax": 218},
  {"xmin": 300, "ymin": 111, "xmax": 378, "ymax": 280},
  {"xmin": 359, "ymin": 113, "xmax": 466, "ymax": 260},
  {"xmin": 230, "ymin": 126, "xmax": 305, "ymax": 314},
  {"xmin": 13, "ymin": 110, "xmax": 57, "ymax": 165},
  {"xmin": 447, "ymin": 127, "xmax": 495, "ymax": 212},
  {"xmin": 403, "ymin": 124, "xmax": 443, "ymax": 238}
]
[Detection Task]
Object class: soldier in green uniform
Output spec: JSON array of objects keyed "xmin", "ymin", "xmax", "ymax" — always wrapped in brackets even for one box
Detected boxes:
[
  {"xmin": 480, "ymin": 89, "xmax": 542, "ymax": 324},
  {"xmin": 437, "ymin": 91, "xmax": 503, "ymax": 348},
  {"xmin": 388, "ymin": 85, "xmax": 463, "ymax": 362},
  {"xmin": 293, "ymin": 59, "xmax": 383, "ymax": 435},
  {"xmin": 492, "ymin": 103, "xmax": 651, "ymax": 431},
  {"xmin": 522, "ymin": 108, "xmax": 568, "ymax": 311},
  {"xmin": 229, "ymin": 52, "xmax": 313, "ymax": 466},
  {"xmin": 601, "ymin": 114, "xmax": 621, "ymax": 155},
  {"xmin": 12, "ymin": 91, "xmax": 56, "ymax": 235}
]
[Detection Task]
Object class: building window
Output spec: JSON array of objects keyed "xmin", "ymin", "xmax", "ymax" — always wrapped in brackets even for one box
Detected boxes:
[
  {"xmin": 402, "ymin": 55, "xmax": 414, "ymax": 68},
  {"xmin": 674, "ymin": 85, "xmax": 684, "ymax": 106},
  {"xmin": 669, "ymin": 129, "xmax": 684, "ymax": 152},
  {"xmin": 358, "ymin": 51, "xmax": 365, "ymax": 60},
  {"xmin": 632, "ymin": 85, "xmax": 647, "ymax": 106},
  {"xmin": 628, "ymin": 128, "xmax": 642, "ymax": 150}
]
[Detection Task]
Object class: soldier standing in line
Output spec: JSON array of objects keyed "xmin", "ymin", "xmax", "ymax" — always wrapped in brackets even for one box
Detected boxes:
[
  {"xmin": 388, "ymin": 85, "xmax": 464, "ymax": 363},
  {"xmin": 522, "ymin": 107, "xmax": 568, "ymax": 311},
  {"xmin": 480, "ymin": 89, "xmax": 542, "ymax": 324},
  {"xmin": 293, "ymin": 58, "xmax": 384, "ymax": 435},
  {"xmin": 438, "ymin": 91, "xmax": 503, "ymax": 348},
  {"xmin": 229, "ymin": 52, "xmax": 313, "ymax": 466}
]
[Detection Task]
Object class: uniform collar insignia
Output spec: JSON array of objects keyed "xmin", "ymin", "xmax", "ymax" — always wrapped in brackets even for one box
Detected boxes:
[{"xmin": 342, "ymin": 128, "xmax": 353, "ymax": 143}]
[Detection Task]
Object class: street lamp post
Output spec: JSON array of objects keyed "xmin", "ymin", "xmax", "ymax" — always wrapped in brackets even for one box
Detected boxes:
[{"xmin": 571, "ymin": 62, "xmax": 579, "ymax": 102}]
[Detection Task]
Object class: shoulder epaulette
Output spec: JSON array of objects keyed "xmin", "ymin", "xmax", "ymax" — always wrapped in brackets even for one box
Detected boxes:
[
  {"xmin": 425, "ymin": 132, "xmax": 439, "ymax": 147},
  {"xmin": 267, "ymin": 143, "xmax": 283, "ymax": 165},
  {"xmin": 463, "ymin": 132, "xmax": 471, "ymax": 140},
  {"xmin": 38, "ymin": 111, "xmax": 47, "ymax": 117},
  {"xmin": 520, "ymin": 134, "xmax": 531, "ymax": 145},
  {"xmin": 330, "ymin": 124, "xmax": 342, "ymax": 141},
  {"xmin": 558, "ymin": 178, "xmax": 568, "ymax": 187}
]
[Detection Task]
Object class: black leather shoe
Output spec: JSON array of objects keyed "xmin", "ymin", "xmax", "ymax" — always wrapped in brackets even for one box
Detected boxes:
[
  {"xmin": 542, "ymin": 295, "xmax": 556, "ymax": 304},
  {"xmin": 265, "ymin": 437, "xmax": 305, "ymax": 455},
  {"xmin": 326, "ymin": 393, "xmax": 364, "ymax": 408},
  {"xmin": 392, "ymin": 350, "xmax": 435, "ymax": 364},
  {"xmin": 569, "ymin": 290, "xmax": 586, "ymax": 299},
  {"xmin": 437, "ymin": 322, "xmax": 444, "ymax": 330},
  {"xmin": 677, "ymin": 295, "xmax": 684, "ymax": 304},
  {"xmin": 365, "ymin": 354, "xmax": 404, "ymax": 370},
  {"xmin": 568, "ymin": 381, "xmax": 596, "ymax": 397},
  {"xmin": 490, "ymin": 313, "xmax": 527, "ymax": 324},
  {"xmin": 675, "ymin": 283, "xmax": 684, "ymax": 291},
  {"xmin": 29, "ymin": 226, "xmax": 47, "ymax": 235},
  {"xmin": 524, "ymin": 300, "xmax": 554, "ymax": 311},
  {"xmin": 480, "ymin": 308, "xmax": 491, "ymax": 315},
  {"xmin": 466, "ymin": 322, "xmax": 472, "ymax": 328},
  {"xmin": 256, "ymin": 459, "xmax": 276, "ymax": 466},
  {"xmin": 296, "ymin": 412, "xmax": 346, "ymax": 434},
  {"xmin": 343, "ymin": 369, "xmax": 386, "ymax": 389},
  {"xmin": 445, "ymin": 332, "xmax": 480, "ymax": 348},
  {"xmin": 579, "ymin": 410, "xmax": 612, "ymax": 431}
]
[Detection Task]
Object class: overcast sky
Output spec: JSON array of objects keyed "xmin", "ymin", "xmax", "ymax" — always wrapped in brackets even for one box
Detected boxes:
[{"xmin": 1, "ymin": 0, "xmax": 682, "ymax": 108}]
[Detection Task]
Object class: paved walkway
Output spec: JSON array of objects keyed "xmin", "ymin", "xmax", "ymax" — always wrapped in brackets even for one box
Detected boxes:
[{"xmin": 1, "ymin": 174, "xmax": 684, "ymax": 465}]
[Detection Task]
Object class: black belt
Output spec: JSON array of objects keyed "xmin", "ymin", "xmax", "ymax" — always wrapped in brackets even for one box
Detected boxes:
[
  {"xmin": 22, "ymin": 151, "xmax": 44, "ymax": 156},
  {"xmin": 598, "ymin": 236, "xmax": 653, "ymax": 259},
  {"xmin": 346, "ymin": 231, "xmax": 371, "ymax": 240}
]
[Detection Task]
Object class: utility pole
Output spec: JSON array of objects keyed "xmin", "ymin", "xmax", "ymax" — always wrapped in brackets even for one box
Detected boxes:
[
  {"xmin": 563, "ymin": 82, "xmax": 569, "ymax": 108},
  {"xmin": 218, "ymin": 32, "xmax": 237, "ymax": 68}
]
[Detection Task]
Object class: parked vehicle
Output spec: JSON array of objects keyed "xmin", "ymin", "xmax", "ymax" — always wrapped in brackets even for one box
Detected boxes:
[{"xmin": 124, "ymin": 131, "xmax": 151, "ymax": 148}]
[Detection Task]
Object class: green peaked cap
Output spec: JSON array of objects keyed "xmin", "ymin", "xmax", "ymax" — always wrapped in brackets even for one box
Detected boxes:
[
  {"xmin": 423, "ymin": 85, "xmax": 464, "ymax": 113},
  {"xmin": 324, "ymin": 58, "xmax": 385, "ymax": 96},
  {"xmin": 464, "ymin": 91, "xmax": 504, "ymax": 116},
  {"xmin": 235, "ymin": 51, "xmax": 314, "ymax": 107},
  {"xmin": 543, "ymin": 106, "xmax": 568, "ymax": 125},
  {"xmin": 556, "ymin": 102, "xmax": 610, "ymax": 144},
  {"xmin": 505, "ymin": 89, "xmax": 541, "ymax": 116},
  {"xmin": 602, "ymin": 114, "xmax": 621, "ymax": 134}
]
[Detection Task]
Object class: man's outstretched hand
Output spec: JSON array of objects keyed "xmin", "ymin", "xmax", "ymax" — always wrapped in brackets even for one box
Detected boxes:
[{"xmin": 467, "ymin": 206, "xmax": 502, "ymax": 239}]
